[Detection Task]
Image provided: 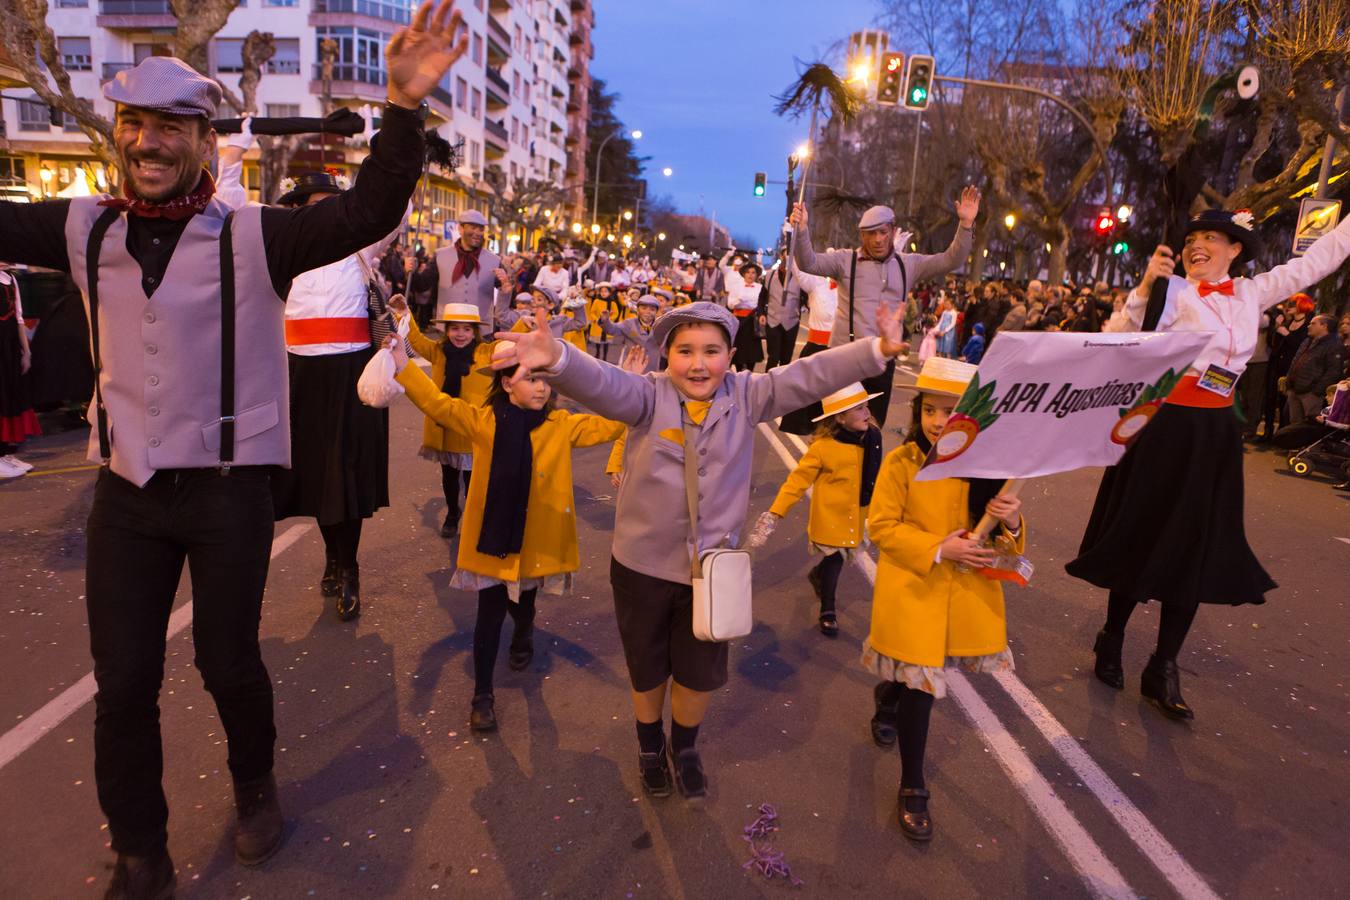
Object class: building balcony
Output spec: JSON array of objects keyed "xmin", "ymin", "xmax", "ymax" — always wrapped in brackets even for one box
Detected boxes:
[
  {"xmin": 485, "ymin": 65, "xmax": 510, "ymax": 96},
  {"xmin": 487, "ymin": 14, "xmax": 512, "ymax": 49},
  {"xmin": 96, "ymin": 0, "xmax": 174, "ymax": 28},
  {"xmin": 312, "ymin": 0, "xmax": 411, "ymax": 24},
  {"xmin": 484, "ymin": 117, "xmax": 509, "ymax": 149},
  {"xmin": 484, "ymin": 83, "xmax": 508, "ymax": 111}
]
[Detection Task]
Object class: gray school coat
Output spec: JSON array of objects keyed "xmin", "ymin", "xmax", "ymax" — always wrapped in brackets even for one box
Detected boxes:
[{"xmin": 543, "ymin": 337, "xmax": 888, "ymax": 584}]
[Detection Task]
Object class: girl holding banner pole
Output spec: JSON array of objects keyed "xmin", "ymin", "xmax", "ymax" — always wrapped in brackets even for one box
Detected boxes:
[{"xmin": 1068, "ymin": 208, "xmax": 1350, "ymax": 721}]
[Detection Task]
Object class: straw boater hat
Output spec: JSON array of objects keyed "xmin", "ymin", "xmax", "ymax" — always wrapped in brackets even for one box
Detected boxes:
[
  {"xmin": 901, "ymin": 357, "xmax": 979, "ymax": 398},
  {"xmin": 811, "ymin": 382, "xmax": 882, "ymax": 422},
  {"xmin": 433, "ymin": 302, "xmax": 481, "ymax": 324}
]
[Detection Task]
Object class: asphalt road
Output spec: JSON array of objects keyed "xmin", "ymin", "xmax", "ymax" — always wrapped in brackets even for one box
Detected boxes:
[{"xmin": 1, "ymin": 358, "xmax": 1348, "ymax": 899}]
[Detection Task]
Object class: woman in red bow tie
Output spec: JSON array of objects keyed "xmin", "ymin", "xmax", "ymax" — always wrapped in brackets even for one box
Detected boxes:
[{"xmin": 1066, "ymin": 207, "xmax": 1350, "ymax": 722}]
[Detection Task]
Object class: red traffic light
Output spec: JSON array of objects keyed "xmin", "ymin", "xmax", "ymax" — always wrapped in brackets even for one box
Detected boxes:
[{"xmin": 1093, "ymin": 211, "xmax": 1116, "ymax": 235}]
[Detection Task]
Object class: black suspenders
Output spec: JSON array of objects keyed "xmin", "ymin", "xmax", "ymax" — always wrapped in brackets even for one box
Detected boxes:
[
  {"xmin": 846, "ymin": 249, "xmax": 907, "ymax": 342},
  {"xmin": 83, "ymin": 209, "xmax": 239, "ymax": 472}
]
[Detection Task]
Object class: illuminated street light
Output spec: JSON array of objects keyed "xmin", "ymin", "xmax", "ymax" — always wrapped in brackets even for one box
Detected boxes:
[
  {"xmin": 662, "ymin": 167, "xmax": 673, "ymax": 177},
  {"xmin": 591, "ymin": 223, "xmax": 601, "ymax": 234},
  {"xmin": 1117, "ymin": 204, "xmax": 1133, "ymax": 222},
  {"xmin": 571, "ymin": 222, "xmax": 583, "ymax": 234},
  {"xmin": 623, "ymin": 210, "xmax": 633, "ymax": 221},
  {"xmin": 1004, "ymin": 213, "xmax": 1016, "ymax": 230},
  {"xmin": 630, "ymin": 130, "xmax": 643, "ymax": 140},
  {"xmin": 657, "ymin": 232, "xmax": 667, "ymax": 241}
]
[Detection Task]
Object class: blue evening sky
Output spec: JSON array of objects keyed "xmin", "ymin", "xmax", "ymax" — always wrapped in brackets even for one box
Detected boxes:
[{"xmin": 589, "ymin": 0, "xmax": 882, "ymax": 248}]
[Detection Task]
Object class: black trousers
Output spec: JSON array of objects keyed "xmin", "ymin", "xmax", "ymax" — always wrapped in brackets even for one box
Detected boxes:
[
  {"xmin": 862, "ymin": 359, "xmax": 897, "ymax": 427},
  {"xmin": 764, "ymin": 322, "xmax": 800, "ymax": 369},
  {"xmin": 86, "ymin": 466, "xmax": 277, "ymax": 856}
]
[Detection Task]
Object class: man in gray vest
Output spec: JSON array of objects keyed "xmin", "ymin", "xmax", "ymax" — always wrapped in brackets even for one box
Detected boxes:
[
  {"xmin": 0, "ymin": 3, "xmax": 468, "ymax": 897},
  {"xmin": 431, "ymin": 208, "xmax": 510, "ymax": 332},
  {"xmin": 790, "ymin": 187, "xmax": 980, "ymax": 423},
  {"xmin": 763, "ymin": 246, "xmax": 803, "ymax": 368}
]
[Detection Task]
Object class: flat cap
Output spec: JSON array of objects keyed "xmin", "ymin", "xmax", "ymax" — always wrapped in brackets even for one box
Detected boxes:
[
  {"xmin": 635, "ymin": 294, "xmax": 661, "ymax": 308},
  {"xmin": 858, "ymin": 205, "xmax": 896, "ymax": 231},
  {"xmin": 103, "ymin": 56, "xmax": 221, "ymax": 119},
  {"xmin": 650, "ymin": 301, "xmax": 739, "ymax": 350},
  {"xmin": 458, "ymin": 209, "xmax": 488, "ymax": 226}
]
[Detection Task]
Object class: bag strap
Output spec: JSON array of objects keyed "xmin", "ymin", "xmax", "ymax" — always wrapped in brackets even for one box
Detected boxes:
[
  {"xmin": 681, "ymin": 415, "xmax": 702, "ymax": 581},
  {"xmin": 847, "ymin": 249, "xmax": 857, "ymax": 341},
  {"xmin": 218, "ymin": 212, "xmax": 237, "ymax": 473},
  {"xmin": 85, "ymin": 207, "xmax": 122, "ymax": 463}
]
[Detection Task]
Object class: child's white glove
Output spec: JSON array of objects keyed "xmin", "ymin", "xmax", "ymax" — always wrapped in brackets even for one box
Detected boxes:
[{"xmin": 746, "ymin": 511, "xmax": 781, "ymax": 550}]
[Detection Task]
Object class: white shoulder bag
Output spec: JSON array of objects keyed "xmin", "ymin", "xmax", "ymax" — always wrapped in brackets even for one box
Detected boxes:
[{"xmin": 684, "ymin": 419, "xmax": 753, "ymax": 642}]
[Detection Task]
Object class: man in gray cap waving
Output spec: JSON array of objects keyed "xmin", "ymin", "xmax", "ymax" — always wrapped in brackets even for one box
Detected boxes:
[
  {"xmin": 790, "ymin": 187, "xmax": 980, "ymax": 423},
  {"xmin": 0, "ymin": 2, "xmax": 469, "ymax": 896},
  {"xmin": 428, "ymin": 207, "xmax": 512, "ymax": 333}
]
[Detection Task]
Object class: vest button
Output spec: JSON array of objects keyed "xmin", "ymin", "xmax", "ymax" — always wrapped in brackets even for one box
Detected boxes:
[
  {"xmin": 148, "ymin": 406, "xmax": 159, "ymax": 416},
  {"xmin": 148, "ymin": 438, "xmax": 160, "ymax": 448},
  {"xmin": 146, "ymin": 276, "xmax": 156, "ymax": 285},
  {"xmin": 698, "ymin": 467, "xmax": 707, "ymax": 476},
  {"xmin": 144, "ymin": 313, "xmax": 155, "ymax": 324},
  {"xmin": 145, "ymin": 344, "xmax": 157, "ymax": 355},
  {"xmin": 147, "ymin": 375, "xmax": 159, "ymax": 386}
]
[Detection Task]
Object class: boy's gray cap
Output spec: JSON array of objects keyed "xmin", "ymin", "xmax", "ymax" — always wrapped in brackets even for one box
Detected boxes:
[{"xmin": 650, "ymin": 301, "xmax": 739, "ymax": 350}]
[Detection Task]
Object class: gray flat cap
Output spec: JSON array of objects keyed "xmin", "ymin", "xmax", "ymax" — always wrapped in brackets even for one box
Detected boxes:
[
  {"xmin": 102, "ymin": 56, "xmax": 222, "ymax": 119},
  {"xmin": 650, "ymin": 301, "xmax": 739, "ymax": 350},
  {"xmin": 635, "ymin": 294, "xmax": 661, "ymax": 308},
  {"xmin": 858, "ymin": 205, "xmax": 896, "ymax": 231},
  {"xmin": 458, "ymin": 209, "xmax": 488, "ymax": 226}
]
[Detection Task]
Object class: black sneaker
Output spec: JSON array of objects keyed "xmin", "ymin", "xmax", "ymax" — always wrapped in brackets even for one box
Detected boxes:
[
  {"xmin": 638, "ymin": 748, "xmax": 673, "ymax": 798},
  {"xmin": 670, "ymin": 746, "xmax": 707, "ymax": 800},
  {"xmin": 104, "ymin": 847, "xmax": 175, "ymax": 900}
]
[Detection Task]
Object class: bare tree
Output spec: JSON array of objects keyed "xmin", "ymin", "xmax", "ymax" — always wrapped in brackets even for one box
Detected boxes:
[
  {"xmin": 169, "ymin": 0, "xmax": 241, "ymax": 76},
  {"xmin": 482, "ymin": 175, "xmax": 571, "ymax": 251}
]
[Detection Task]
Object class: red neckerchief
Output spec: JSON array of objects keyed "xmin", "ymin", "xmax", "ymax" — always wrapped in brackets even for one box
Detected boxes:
[
  {"xmin": 451, "ymin": 240, "xmax": 482, "ymax": 283},
  {"xmin": 98, "ymin": 169, "xmax": 216, "ymax": 221},
  {"xmin": 1197, "ymin": 280, "xmax": 1235, "ymax": 297}
]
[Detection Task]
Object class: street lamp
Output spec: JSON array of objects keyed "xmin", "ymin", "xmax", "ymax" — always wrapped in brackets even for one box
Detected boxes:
[
  {"xmin": 794, "ymin": 143, "xmax": 811, "ymax": 160},
  {"xmin": 662, "ymin": 167, "xmax": 673, "ymax": 177},
  {"xmin": 1116, "ymin": 204, "xmax": 1133, "ymax": 222},
  {"xmin": 657, "ymin": 232, "xmax": 667, "ymax": 241},
  {"xmin": 592, "ymin": 128, "xmax": 642, "ymax": 229},
  {"xmin": 591, "ymin": 223, "xmax": 600, "ymax": 235},
  {"xmin": 571, "ymin": 222, "xmax": 583, "ymax": 234},
  {"xmin": 623, "ymin": 210, "xmax": 633, "ymax": 221},
  {"xmin": 1004, "ymin": 213, "xmax": 1016, "ymax": 230}
]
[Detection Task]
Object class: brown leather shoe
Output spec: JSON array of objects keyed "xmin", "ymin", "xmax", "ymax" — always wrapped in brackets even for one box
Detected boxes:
[
  {"xmin": 898, "ymin": 787, "xmax": 933, "ymax": 842},
  {"xmin": 104, "ymin": 848, "xmax": 175, "ymax": 900},
  {"xmin": 233, "ymin": 772, "xmax": 284, "ymax": 866}
]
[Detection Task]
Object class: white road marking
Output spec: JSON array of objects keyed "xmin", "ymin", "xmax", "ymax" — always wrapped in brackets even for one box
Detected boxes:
[
  {"xmin": 757, "ymin": 424, "xmax": 1218, "ymax": 900},
  {"xmin": 1336, "ymin": 537, "xmax": 1350, "ymax": 546},
  {"xmin": 0, "ymin": 523, "xmax": 312, "ymax": 772}
]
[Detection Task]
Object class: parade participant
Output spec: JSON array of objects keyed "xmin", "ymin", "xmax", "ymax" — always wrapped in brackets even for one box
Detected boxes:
[
  {"xmin": 762, "ymin": 249, "xmax": 803, "ymax": 369},
  {"xmin": 432, "ymin": 208, "xmax": 511, "ymax": 330},
  {"xmin": 578, "ymin": 246, "xmax": 614, "ymax": 284},
  {"xmin": 721, "ymin": 250, "xmax": 765, "ymax": 371},
  {"xmin": 0, "ymin": 265, "xmax": 39, "ymax": 478},
  {"xmin": 691, "ymin": 253, "xmax": 725, "ymax": 303},
  {"xmin": 491, "ymin": 300, "xmax": 908, "ymax": 802},
  {"xmin": 748, "ymin": 383, "xmax": 883, "ymax": 637},
  {"xmin": 864, "ymin": 356, "xmax": 1025, "ymax": 840},
  {"xmin": 598, "ymin": 294, "xmax": 662, "ymax": 373},
  {"xmin": 777, "ymin": 260, "xmax": 840, "ymax": 435},
  {"xmin": 264, "ymin": 169, "xmax": 396, "ymax": 622},
  {"xmin": 505, "ymin": 286, "xmax": 589, "ymax": 341},
  {"xmin": 790, "ymin": 189, "xmax": 979, "ymax": 424},
  {"xmin": 533, "ymin": 253, "xmax": 572, "ymax": 297},
  {"xmin": 560, "ymin": 287, "xmax": 590, "ymax": 352},
  {"xmin": 384, "ymin": 320, "xmax": 623, "ymax": 732},
  {"xmin": 1071, "ymin": 208, "xmax": 1350, "ymax": 721},
  {"xmin": 611, "ymin": 257, "xmax": 632, "ymax": 288},
  {"xmin": 586, "ymin": 282, "xmax": 623, "ymax": 360},
  {"xmin": 0, "ymin": 4, "xmax": 467, "ymax": 893},
  {"xmin": 403, "ymin": 301, "xmax": 494, "ymax": 538}
]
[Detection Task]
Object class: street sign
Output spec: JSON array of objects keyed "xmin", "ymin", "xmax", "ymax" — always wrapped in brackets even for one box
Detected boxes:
[{"xmin": 1293, "ymin": 197, "xmax": 1341, "ymax": 255}]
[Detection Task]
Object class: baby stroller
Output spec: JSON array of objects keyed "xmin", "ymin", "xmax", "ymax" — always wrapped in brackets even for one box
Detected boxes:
[{"xmin": 1274, "ymin": 382, "xmax": 1350, "ymax": 479}]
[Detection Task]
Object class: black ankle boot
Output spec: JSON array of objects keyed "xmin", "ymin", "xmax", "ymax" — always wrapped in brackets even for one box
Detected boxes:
[
  {"xmin": 871, "ymin": 682, "xmax": 900, "ymax": 746},
  {"xmin": 104, "ymin": 846, "xmax": 175, "ymax": 900},
  {"xmin": 470, "ymin": 692, "xmax": 497, "ymax": 732},
  {"xmin": 1092, "ymin": 629, "xmax": 1125, "ymax": 690},
  {"xmin": 439, "ymin": 513, "xmax": 459, "ymax": 539},
  {"xmin": 508, "ymin": 623, "xmax": 534, "ymax": 671},
  {"xmin": 335, "ymin": 566, "xmax": 360, "ymax": 622},
  {"xmin": 1140, "ymin": 655, "xmax": 1194, "ymax": 720},
  {"xmin": 320, "ymin": 552, "xmax": 341, "ymax": 597},
  {"xmin": 233, "ymin": 772, "xmax": 284, "ymax": 866}
]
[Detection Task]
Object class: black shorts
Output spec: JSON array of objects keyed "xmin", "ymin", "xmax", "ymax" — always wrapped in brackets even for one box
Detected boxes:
[{"xmin": 610, "ymin": 557, "xmax": 729, "ymax": 693}]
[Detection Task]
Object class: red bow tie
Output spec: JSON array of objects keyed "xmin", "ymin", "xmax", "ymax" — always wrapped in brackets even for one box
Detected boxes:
[{"xmin": 1197, "ymin": 280, "xmax": 1234, "ymax": 297}]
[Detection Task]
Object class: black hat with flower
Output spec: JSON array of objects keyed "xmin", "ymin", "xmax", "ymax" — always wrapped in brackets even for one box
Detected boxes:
[
  {"xmin": 1184, "ymin": 208, "xmax": 1261, "ymax": 264},
  {"xmin": 277, "ymin": 169, "xmax": 351, "ymax": 207}
]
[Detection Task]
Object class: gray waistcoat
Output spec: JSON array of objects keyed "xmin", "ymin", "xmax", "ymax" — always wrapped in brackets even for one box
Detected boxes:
[
  {"xmin": 65, "ymin": 197, "xmax": 288, "ymax": 487},
  {"xmin": 435, "ymin": 243, "xmax": 503, "ymax": 326}
]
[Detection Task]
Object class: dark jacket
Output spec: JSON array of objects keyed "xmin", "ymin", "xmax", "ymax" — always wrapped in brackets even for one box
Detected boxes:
[{"xmin": 1287, "ymin": 333, "xmax": 1343, "ymax": 396}]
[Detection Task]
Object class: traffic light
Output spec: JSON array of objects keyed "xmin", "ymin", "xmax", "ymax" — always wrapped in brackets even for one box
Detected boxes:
[
  {"xmin": 877, "ymin": 51, "xmax": 905, "ymax": 106},
  {"xmin": 753, "ymin": 171, "xmax": 766, "ymax": 198},
  {"xmin": 1111, "ymin": 241, "xmax": 1129, "ymax": 255},
  {"xmin": 903, "ymin": 55, "xmax": 934, "ymax": 110},
  {"xmin": 1093, "ymin": 209, "xmax": 1117, "ymax": 237}
]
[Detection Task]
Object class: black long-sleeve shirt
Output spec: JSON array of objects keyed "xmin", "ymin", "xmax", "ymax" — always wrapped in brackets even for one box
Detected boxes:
[{"xmin": 0, "ymin": 103, "xmax": 425, "ymax": 300}]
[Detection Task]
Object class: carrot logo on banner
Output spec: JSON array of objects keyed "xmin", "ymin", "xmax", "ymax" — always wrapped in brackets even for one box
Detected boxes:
[{"xmin": 916, "ymin": 332, "xmax": 1212, "ymax": 482}]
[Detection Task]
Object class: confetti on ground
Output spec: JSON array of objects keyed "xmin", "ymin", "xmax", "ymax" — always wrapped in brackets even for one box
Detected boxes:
[{"xmin": 741, "ymin": 804, "xmax": 803, "ymax": 887}]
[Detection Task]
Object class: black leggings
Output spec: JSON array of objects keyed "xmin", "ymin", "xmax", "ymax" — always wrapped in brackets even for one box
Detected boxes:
[
  {"xmin": 473, "ymin": 585, "xmax": 538, "ymax": 694},
  {"xmin": 1103, "ymin": 590, "xmax": 1198, "ymax": 662},
  {"xmin": 440, "ymin": 464, "xmax": 472, "ymax": 522},
  {"xmin": 319, "ymin": 519, "xmax": 363, "ymax": 569},
  {"xmin": 896, "ymin": 685, "xmax": 935, "ymax": 790},
  {"xmin": 812, "ymin": 552, "xmax": 844, "ymax": 613}
]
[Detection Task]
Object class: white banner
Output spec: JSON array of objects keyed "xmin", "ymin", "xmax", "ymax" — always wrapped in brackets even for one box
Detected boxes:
[{"xmin": 915, "ymin": 331, "xmax": 1213, "ymax": 481}]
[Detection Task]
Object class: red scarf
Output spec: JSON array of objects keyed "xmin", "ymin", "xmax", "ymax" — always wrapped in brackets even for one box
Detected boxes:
[
  {"xmin": 451, "ymin": 240, "xmax": 482, "ymax": 284},
  {"xmin": 98, "ymin": 169, "xmax": 216, "ymax": 221}
]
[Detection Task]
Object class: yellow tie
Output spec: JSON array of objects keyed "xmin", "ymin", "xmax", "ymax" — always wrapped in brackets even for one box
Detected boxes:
[{"xmin": 684, "ymin": 400, "xmax": 712, "ymax": 426}]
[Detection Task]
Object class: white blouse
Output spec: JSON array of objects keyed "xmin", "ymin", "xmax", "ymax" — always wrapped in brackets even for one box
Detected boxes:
[
  {"xmin": 1107, "ymin": 213, "xmax": 1350, "ymax": 378},
  {"xmin": 792, "ymin": 262, "xmax": 838, "ymax": 333}
]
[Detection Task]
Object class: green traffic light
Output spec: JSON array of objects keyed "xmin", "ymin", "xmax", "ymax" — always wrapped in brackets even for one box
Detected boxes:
[
  {"xmin": 1112, "ymin": 241, "xmax": 1129, "ymax": 255},
  {"xmin": 754, "ymin": 186, "xmax": 765, "ymax": 196},
  {"xmin": 910, "ymin": 87, "xmax": 927, "ymax": 104}
]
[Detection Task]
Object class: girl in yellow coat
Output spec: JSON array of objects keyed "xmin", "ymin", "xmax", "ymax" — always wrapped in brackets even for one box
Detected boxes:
[
  {"xmin": 748, "ymin": 383, "xmax": 883, "ymax": 637},
  {"xmin": 865, "ymin": 357, "xmax": 1025, "ymax": 842},
  {"xmin": 402, "ymin": 300, "xmax": 495, "ymax": 538},
  {"xmin": 385, "ymin": 318, "xmax": 624, "ymax": 734}
]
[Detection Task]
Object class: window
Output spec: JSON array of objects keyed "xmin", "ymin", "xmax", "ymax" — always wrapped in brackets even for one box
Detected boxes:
[
  {"xmin": 316, "ymin": 27, "xmax": 388, "ymax": 85},
  {"xmin": 134, "ymin": 43, "xmax": 171, "ymax": 64},
  {"xmin": 312, "ymin": 0, "xmax": 411, "ymax": 23},
  {"xmin": 469, "ymin": 139, "xmax": 481, "ymax": 170},
  {"xmin": 55, "ymin": 0, "xmax": 88, "ymax": 6},
  {"xmin": 263, "ymin": 0, "xmax": 298, "ymax": 5},
  {"xmin": 512, "ymin": 71, "xmax": 519, "ymax": 95},
  {"xmin": 470, "ymin": 88, "xmax": 481, "ymax": 119},
  {"xmin": 455, "ymin": 76, "xmax": 467, "ymax": 110},
  {"xmin": 266, "ymin": 103, "xmax": 301, "ymax": 118},
  {"xmin": 0, "ymin": 156, "xmax": 27, "ymax": 186},
  {"xmin": 18, "ymin": 100, "xmax": 51, "ymax": 131},
  {"xmin": 471, "ymin": 32, "xmax": 482, "ymax": 65},
  {"xmin": 215, "ymin": 38, "xmax": 245, "ymax": 74},
  {"xmin": 267, "ymin": 38, "xmax": 301, "ymax": 75},
  {"xmin": 58, "ymin": 37, "xmax": 92, "ymax": 71}
]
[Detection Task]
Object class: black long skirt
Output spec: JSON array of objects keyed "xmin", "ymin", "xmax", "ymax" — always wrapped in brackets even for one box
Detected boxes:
[
  {"xmin": 1065, "ymin": 403, "xmax": 1275, "ymax": 610},
  {"xmin": 731, "ymin": 313, "xmax": 764, "ymax": 372},
  {"xmin": 777, "ymin": 340, "xmax": 828, "ymax": 435},
  {"xmin": 272, "ymin": 348, "xmax": 389, "ymax": 526}
]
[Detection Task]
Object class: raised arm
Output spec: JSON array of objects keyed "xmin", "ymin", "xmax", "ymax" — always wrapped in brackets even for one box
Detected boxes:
[
  {"xmin": 394, "ymin": 355, "xmax": 486, "ymax": 437},
  {"xmin": 1250, "ymin": 213, "xmax": 1350, "ymax": 310},
  {"xmin": 904, "ymin": 186, "xmax": 980, "ymax": 281},
  {"xmin": 0, "ymin": 200, "xmax": 73, "ymax": 271},
  {"xmin": 747, "ymin": 337, "xmax": 888, "ymax": 422},
  {"xmin": 767, "ymin": 445, "xmax": 823, "ymax": 518},
  {"xmin": 214, "ymin": 117, "xmax": 253, "ymax": 211},
  {"xmin": 789, "ymin": 203, "xmax": 844, "ymax": 279}
]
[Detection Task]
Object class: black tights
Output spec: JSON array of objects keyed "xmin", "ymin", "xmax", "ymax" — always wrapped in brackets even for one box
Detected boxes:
[
  {"xmin": 896, "ymin": 685, "xmax": 935, "ymax": 790},
  {"xmin": 812, "ymin": 553, "xmax": 844, "ymax": 613},
  {"xmin": 1104, "ymin": 590, "xmax": 1198, "ymax": 662},
  {"xmin": 319, "ymin": 519, "xmax": 363, "ymax": 569},
  {"xmin": 440, "ymin": 464, "xmax": 472, "ymax": 523},
  {"xmin": 473, "ymin": 585, "xmax": 538, "ymax": 694}
]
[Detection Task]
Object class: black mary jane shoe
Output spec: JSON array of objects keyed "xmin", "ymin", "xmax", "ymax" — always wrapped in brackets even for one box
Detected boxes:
[
  {"xmin": 638, "ymin": 748, "xmax": 674, "ymax": 799},
  {"xmin": 103, "ymin": 847, "xmax": 176, "ymax": 900},
  {"xmin": 439, "ymin": 515, "xmax": 459, "ymax": 539},
  {"xmin": 871, "ymin": 682, "xmax": 900, "ymax": 747},
  {"xmin": 1092, "ymin": 629, "xmax": 1125, "ymax": 690},
  {"xmin": 335, "ymin": 567, "xmax": 361, "ymax": 622},
  {"xmin": 1140, "ymin": 655, "xmax": 1194, "ymax": 721},
  {"xmin": 508, "ymin": 625, "xmax": 535, "ymax": 671},
  {"xmin": 897, "ymin": 787, "xmax": 933, "ymax": 842},
  {"xmin": 469, "ymin": 692, "xmax": 498, "ymax": 732},
  {"xmin": 320, "ymin": 554, "xmax": 341, "ymax": 598},
  {"xmin": 818, "ymin": 612, "xmax": 839, "ymax": 638},
  {"xmin": 670, "ymin": 747, "xmax": 707, "ymax": 801}
]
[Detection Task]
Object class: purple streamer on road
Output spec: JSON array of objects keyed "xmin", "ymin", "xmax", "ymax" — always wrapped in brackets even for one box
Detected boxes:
[{"xmin": 741, "ymin": 804, "xmax": 804, "ymax": 887}]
